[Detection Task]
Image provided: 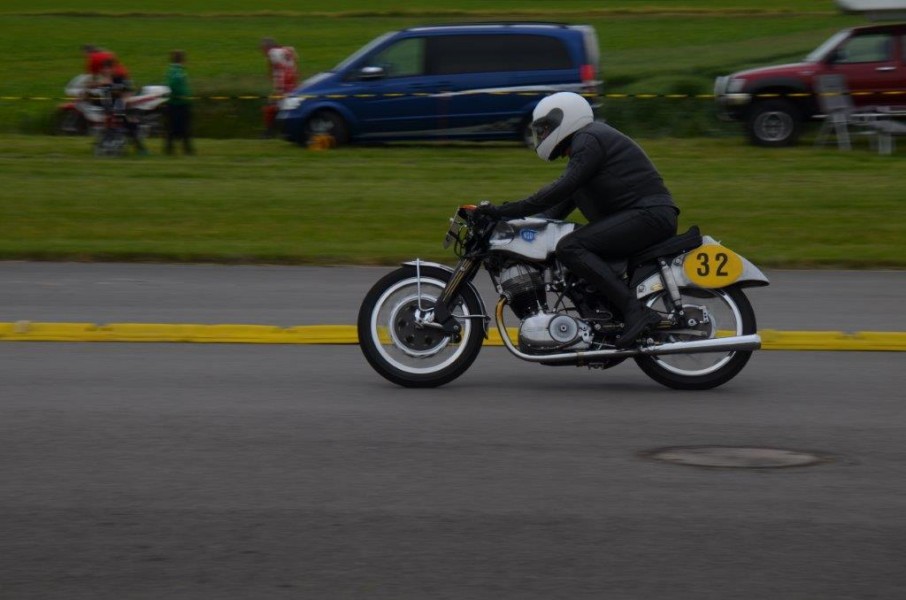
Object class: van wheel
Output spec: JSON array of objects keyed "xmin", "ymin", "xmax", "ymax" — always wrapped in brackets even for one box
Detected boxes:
[
  {"xmin": 305, "ymin": 110, "xmax": 350, "ymax": 146},
  {"xmin": 745, "ymin": 99, "xmax": 801, "ymax": 147}
]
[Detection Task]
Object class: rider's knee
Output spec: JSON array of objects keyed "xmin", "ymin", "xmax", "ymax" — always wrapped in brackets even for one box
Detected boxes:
[{"xmin": 555, "ymin": 234, "xmax": 583, "ymax": 265}]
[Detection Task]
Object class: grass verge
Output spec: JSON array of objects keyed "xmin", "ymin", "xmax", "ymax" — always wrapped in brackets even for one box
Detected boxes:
[
  {"xmin": 0, "ymin": 3, "xmax": 860, "ymax": 137},
  {"xmin": 0, "ymin": 135, "xmax": 903, "ymax": 268}
]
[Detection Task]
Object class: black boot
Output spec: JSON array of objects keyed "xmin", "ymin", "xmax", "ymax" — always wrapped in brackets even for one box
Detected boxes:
[{"xmin": 615, "ymin": 301, "xmax": 661, "ymax": 349}]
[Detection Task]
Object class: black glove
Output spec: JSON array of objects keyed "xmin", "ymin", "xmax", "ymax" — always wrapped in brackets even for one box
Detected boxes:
[{"xmin": 475, "ymin": 201, "xmax": 502, "ymax": 219}]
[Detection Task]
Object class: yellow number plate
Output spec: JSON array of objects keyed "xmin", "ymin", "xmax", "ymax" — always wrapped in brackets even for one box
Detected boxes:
[{"xmin": 683, "ymin": 245, "xmax": 744, "ymax": 288}]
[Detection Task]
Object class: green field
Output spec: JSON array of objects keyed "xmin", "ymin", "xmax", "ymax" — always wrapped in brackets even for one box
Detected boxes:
[
  {"xmin": 1, "ymin": 135, "xmax": 902, "ymax": 267},
  {"xmin": 2, "ymin": 1, "xmax": 900, "ymax": 270},
  {"xmin": 0, "ymin": 1, "xmax": 862, "ymax": 136}
]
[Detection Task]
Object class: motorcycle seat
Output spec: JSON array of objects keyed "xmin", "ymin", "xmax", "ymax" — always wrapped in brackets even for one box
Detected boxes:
[{"xmin": 629, "ymin": 226, "xmax": 702, "ymax": 269}]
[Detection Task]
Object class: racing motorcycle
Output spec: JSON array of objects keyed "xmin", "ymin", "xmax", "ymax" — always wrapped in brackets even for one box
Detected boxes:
[
  {"xmin": 56, "ymin": 74, "xmax": 169, "ymax": 138},
  {"xmin": 358, "ymin": 204, "xmax": 769, "ymax": 390}
]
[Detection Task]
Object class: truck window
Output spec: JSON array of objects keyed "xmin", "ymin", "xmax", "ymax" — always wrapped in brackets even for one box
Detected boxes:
[
  {"xmin": 369, "ymin": 37, "xmax": 425, "ymax": 77},
  {"xmin": 427, "ymin": 34, "xmax": 572, "ymax": 75},
  {"xmin": 835, "ymin": 33, "xmax": 894, "ymax": 64}
]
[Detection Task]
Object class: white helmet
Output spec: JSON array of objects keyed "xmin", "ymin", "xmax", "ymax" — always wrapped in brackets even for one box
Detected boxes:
[{"xmin": 530, "ymin": 92, "xmax": 594, "ymax": 161}]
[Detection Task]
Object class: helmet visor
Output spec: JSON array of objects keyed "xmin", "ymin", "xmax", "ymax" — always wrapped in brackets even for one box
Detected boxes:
[{"xmin": 530, "ymin": 108, "xmax": 563, "ymax": 149}]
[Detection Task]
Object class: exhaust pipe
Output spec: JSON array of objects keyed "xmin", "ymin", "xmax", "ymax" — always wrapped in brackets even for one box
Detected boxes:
[{"xmin": 494, "ymin": 301, "xmax": 761, "ymax": 364}]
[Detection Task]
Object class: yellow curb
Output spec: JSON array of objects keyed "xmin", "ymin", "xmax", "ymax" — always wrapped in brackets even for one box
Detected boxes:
[{"xmin": 0, "ymin": 323, "xmax": 903, "ymax": 351}]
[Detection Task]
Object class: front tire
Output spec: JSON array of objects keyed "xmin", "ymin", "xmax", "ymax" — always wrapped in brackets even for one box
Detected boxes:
[
  {"xmin": 635, "ymin": 285, "xmax": 757, "ymax": 390},
  {"xmin": 745, "ymin": 99, "xmax": 801, "ymax": 147},
  {"xmin": 56, "ymin": 109, "xmax": 87, "ymax": 135},
  {"xmin": 358, "ymin": 266, "xmax": 485, "ymax": 388},
  {"xmin": 305, "ymin": 109, "xmax": 350, "ymax": 146}
]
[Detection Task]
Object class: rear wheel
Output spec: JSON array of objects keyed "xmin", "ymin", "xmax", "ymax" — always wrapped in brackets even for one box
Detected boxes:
[
  {"xmin": 745, "ymin": 99, "xmax": 801, "ymax": 147},
  {"xmin": 635, "ymin": 285, "xmax": 756, "ymax": 390},
  {"xmin": 358, "ymin": 266, "xmax": 485, "ymax": 388}
]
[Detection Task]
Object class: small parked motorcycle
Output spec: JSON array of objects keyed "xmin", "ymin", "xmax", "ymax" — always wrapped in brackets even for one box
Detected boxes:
[
  {"xmin": 358, "ymin": 204, "xmax": 769, "ymax": 390},
  {"xmin": 55, "ymin": 74, "xmax": 169, "ymax": 138}
]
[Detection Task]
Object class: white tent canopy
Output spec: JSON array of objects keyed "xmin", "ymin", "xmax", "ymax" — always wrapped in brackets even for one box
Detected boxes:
[{"xmin": 836, "ymin": 0, "xmax": 906, "ymax": 19}]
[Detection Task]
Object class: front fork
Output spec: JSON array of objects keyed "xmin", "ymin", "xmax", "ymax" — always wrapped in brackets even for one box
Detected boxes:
[
  {"xmin": 406, "ymin": 258, "xmax": 490, "ymax": 339},
  {"xmin": 428, "ymin": 257, "xmax": 482, "ymax": 335}
]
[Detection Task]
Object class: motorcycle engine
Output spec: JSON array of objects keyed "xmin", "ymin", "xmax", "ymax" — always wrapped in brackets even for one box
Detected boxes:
[
  {"xmin": 499, "ymin": 264, "xmax": 592, "ymax": 353},
  {"xmin": 499, "ymin": 264, "xmax": 547, "ymax": 319},
  {"xmin": 519, "ymin": 312, "xmax": 592, "ymax": 352}
]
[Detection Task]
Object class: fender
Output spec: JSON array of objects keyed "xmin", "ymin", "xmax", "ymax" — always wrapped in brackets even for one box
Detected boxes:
[
  {"xmin": 747, "ymin": 78, "xmax": 810, "ymax": 97},
  {"xmin": 635, "ymin": 236, "xmax": 769, "ymax": 299},
  {"xmin": 402, "ymin": 260, "xmax": 489, "ymax": 335}
]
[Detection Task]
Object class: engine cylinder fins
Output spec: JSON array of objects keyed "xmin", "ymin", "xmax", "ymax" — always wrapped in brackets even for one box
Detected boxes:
[{"xmin": 499, "ymin": 264, "xmax": 546, "ymax": 319}]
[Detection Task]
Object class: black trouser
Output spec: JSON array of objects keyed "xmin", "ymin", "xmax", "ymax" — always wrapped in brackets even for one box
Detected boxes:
[
  {"xmin": 165, "ymin": 104, "xmax": 193, "ymax": 155},
  {"xmin": 555, "ymin": 205, "xmax": 678, "ymax": 316}
]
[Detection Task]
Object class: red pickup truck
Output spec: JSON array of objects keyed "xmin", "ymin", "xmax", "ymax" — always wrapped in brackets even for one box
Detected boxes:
[{"xmin": 714, "ymin": 23, "xmax": 906, "ymax": 146}]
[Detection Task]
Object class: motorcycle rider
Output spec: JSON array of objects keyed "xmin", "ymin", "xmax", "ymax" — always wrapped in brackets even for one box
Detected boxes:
[
  {"xmin": 477, "ymin": 92, "xmax": 679, "ymax": 348},
  {"xmin": 92, "ymin": 58, "xmax": 147, "ymax": 155}
]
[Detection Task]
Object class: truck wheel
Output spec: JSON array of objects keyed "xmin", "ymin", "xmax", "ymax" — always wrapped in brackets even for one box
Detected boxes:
[{"xmin": 745, "ymin": 99, "xmax": 801, "ymax": 147}]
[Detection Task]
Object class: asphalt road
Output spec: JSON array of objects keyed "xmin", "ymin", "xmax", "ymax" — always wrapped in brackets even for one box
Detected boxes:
[
  {"xmin": 1, "ymin": 262, "xmax": 904, "ymax": 331},
  {"xmin": 1, "ymin": 263, "xmax": 905, "ymax": 599}
]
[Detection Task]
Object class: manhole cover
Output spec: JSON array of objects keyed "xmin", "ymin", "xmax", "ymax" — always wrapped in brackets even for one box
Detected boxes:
[{"xmin": 642, "ymin": 446, "xmax": 832, "ymax": 469}]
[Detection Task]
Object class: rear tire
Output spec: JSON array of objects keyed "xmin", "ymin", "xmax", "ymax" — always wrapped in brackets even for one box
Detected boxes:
[
  {"xmin": 635, "ymin": 285, "xmax": 757, "ymax": 390},
  {"xmin": 358, "ymin": 266, "xmax": 485, "ymax": 388}
]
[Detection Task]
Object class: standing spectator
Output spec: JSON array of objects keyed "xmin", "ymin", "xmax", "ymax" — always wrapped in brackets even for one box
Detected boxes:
[
  {"xmin": 260, "ymin": 37, "xmax": 299, "ymax": 136},
  {"xmin": 164, "ymin": 50, "xmax": 194, "ymax": 155}
]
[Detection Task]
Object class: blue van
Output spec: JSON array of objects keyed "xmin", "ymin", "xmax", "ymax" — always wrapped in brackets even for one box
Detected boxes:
[{"xmin": 277, "ymin": 23, "xmax": 600, "ymax": 145}]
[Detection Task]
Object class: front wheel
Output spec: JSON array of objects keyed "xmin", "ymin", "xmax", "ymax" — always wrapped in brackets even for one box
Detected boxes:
[
  {"xmin": 305, "ymin": 110, "xmax": 350, "ymax": 146},
  {"xmin": 358, "ymin": 266, "xmax": 485, "ymax": 388},
  {"xmin": 56, "ymin": 109, "xmax": 87, "ymax": 135},
  {"xmin": 635, "ymin": 285, "xmax": 757, "ymax": 390},
  {"xmin": 745, "ymin": 99, "xmax": 801, "ymax": 147}
]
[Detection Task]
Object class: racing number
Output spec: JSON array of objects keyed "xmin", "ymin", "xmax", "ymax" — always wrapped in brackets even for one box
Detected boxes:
[
  {"xmin": 696, "ymin": 252, "xmax": 729, "ymax": 277},
  {"xmin": 684, "ymin": 245, "xmax": 743, "ymax": 288}
]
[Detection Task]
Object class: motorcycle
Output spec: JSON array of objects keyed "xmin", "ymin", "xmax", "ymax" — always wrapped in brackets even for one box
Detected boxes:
[
  {"xmin": 358, "ymin": 204, "xmax": 769, "ymax": 390},
  {"xmin": 56, "ymin": 74, "xmax": 169, "ymax": 138}
]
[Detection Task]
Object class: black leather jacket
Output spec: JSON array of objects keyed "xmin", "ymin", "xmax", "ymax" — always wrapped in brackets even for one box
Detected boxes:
[{"xmin": 496, "ymin": 121, "xmax": 678, "ymax": 221}]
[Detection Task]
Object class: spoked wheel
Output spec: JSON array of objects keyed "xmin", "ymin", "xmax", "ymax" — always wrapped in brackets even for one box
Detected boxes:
[
  {"xmin": 635, "ymin": 285, "xmax": 756, "ymax": 390},
  {"xmin": 358, "ymin": 266, "xmax": 485, "ymax": 388}
]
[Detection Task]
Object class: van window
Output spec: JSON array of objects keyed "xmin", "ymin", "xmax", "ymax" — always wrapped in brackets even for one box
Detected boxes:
[
  {"xmin": 369, "ymin": 37, "xmax": 425, "ymax": 77},
  {"xmin": 835, "ymin": 33, "xmax": 893, "ymax": 63},
  {"xmin": 427, "ymin": 34, "xmax": 572, "ymax": 75}
]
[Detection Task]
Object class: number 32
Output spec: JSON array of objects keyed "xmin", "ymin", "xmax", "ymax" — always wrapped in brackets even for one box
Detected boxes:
[{"xmin": 696, "ymin": 252, "xmax": 729, "ymax": 277}]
